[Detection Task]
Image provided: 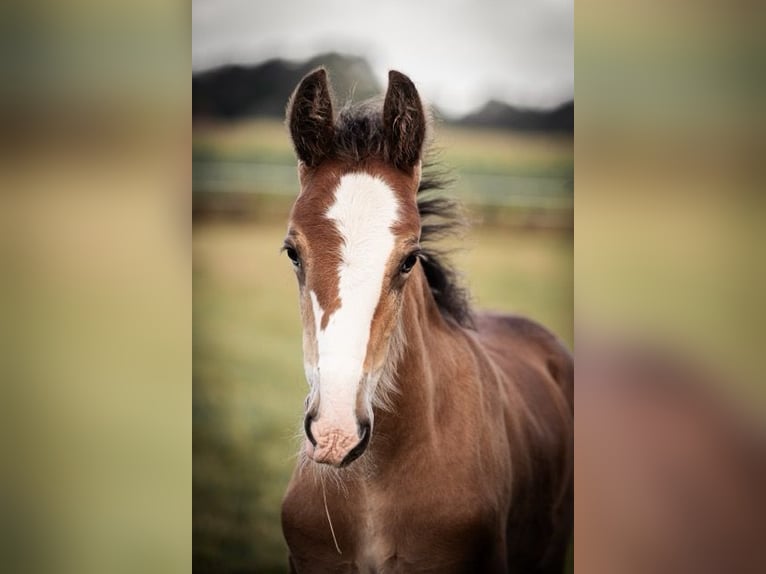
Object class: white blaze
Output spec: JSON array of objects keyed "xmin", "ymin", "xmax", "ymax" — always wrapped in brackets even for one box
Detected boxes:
[{"xmin": 308, "ymin": 173, "xmax": 399, "ymax": 431}]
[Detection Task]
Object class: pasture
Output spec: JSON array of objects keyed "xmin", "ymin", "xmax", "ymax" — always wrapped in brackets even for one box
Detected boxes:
[{"xmin": 193, "ymin": 118, "xmax": 572, "ymax": 572}]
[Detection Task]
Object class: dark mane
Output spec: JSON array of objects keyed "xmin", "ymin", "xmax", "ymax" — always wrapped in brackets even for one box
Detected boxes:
[{"xmin": 332, "ymin": 99, "xmax": 474, "ymax": 328}]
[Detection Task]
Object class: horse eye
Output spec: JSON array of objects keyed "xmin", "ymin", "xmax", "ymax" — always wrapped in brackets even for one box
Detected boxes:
[
  {"xmin": 285, "ymin": 247, "xmax": 300, "ymax": 266},
  {"xmin": 400, "ymin": 253, "xmax": 419, "ymax": 274}
]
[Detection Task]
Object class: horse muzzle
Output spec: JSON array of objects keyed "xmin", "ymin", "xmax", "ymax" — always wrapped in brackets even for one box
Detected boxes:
[{"xmin": 304, "ymin": 414, "xmax": 371, "ymax": 467}]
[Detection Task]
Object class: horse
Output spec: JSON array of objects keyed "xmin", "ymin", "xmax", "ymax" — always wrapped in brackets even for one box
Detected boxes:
[{"xmin": 279, "ymin": 68, "xmax": 573, "ymax": 574}]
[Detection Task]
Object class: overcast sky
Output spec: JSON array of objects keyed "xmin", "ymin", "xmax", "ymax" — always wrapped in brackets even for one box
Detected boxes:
[{"xmin": 192, "ymin": 0, "xmax": 573, "ymax": 116}]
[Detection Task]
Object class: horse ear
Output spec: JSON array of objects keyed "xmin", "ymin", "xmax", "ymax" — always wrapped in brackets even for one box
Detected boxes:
[
  {"xmin": 287, "ymin": 68, "xmax": 335, "ymax": 167},
  {"xmin": 383, "ymin": 70, "xmax": 426, "ymax": 170}
]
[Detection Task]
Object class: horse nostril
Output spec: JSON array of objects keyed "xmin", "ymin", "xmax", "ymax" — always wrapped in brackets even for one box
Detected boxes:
[
  {"xmin": 303, "ymin": 414, "xmax": 317, "ymax": 446},
  {"xmin": 358, "ymin": 420, "xmax": 371, "ymax": 439},
  {"xmin": 340, "ymin": 422, "xmax": 371, "ymax": 467}
]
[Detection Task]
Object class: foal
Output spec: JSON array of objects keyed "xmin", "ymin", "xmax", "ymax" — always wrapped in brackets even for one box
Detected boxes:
[{"xmin": 280, "ymin": 68, "xmax": 573, "ymax": 574}]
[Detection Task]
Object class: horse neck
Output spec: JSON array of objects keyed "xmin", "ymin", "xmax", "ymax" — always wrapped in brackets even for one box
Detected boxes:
[{"xmin": 371, "ymin": 266, "xmax": 455, "ymax": 464}]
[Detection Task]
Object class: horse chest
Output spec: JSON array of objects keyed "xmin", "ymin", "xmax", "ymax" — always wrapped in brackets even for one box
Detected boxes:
[
  {"xmin": 355, "ymin": 484, "xmax": 395, "ymax": 572},
  {"xmin": 351, "ymin": 480, "xmax": 498, "ymax": 573},
  {"xmin": 284, "ymin": 470, "xmax": 505, "ymax": 573}
]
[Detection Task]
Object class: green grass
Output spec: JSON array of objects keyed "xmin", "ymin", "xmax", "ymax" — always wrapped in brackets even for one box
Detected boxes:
[{"xmin": 193, "ymin": 218, "xmax": 572, "ymax": 572}]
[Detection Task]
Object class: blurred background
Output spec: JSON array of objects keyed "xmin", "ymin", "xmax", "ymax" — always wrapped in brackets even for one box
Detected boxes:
[
  {"xmin": 193, "ymin": 0, "xmax": 573, "ymax": 571},
  {"xmin": 575, "ymin": 1, "xmax": 765, "ymax": 571}
]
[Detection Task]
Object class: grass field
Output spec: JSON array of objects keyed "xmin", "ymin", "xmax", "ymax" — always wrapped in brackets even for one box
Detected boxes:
[{"xmin": 193, "ymin": 217, "xmax": 572, "ymax": 573}]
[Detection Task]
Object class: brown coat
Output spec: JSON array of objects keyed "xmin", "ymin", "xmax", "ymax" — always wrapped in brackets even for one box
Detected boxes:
[{"xmin": 282, "ymin": 269, "xmax": 573, "ymax": 573}]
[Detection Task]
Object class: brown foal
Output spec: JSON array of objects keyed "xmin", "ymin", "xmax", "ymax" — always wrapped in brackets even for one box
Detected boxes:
[{"xmin": 280, "ymin": 68, "xmax": 573, "ymax": 573}]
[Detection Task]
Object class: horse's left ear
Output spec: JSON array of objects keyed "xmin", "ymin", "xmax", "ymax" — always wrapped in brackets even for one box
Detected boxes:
[{"xmin": 383, "ymin": 70, "xmax": 426, "ymax": 171}]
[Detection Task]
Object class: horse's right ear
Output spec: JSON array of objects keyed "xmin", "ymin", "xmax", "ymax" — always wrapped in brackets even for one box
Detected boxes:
[
  {"xmin": 383, "ymin": 70, "xmax": 426, "ymax": 171},
  {"xmin": 286, "ymin": 68, "xmax": 335, "ymax": 167}
]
